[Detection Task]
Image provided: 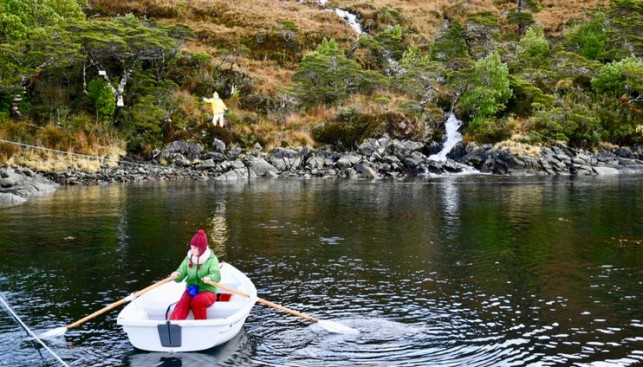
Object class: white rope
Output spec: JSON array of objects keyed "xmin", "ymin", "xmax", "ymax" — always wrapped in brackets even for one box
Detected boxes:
[
  {"xmin": 0, "ymin": 138, "xmax": 167, "ymax": 169},
  {"xmin": 0, "ymin": 293, "xmax": 71, "ymax": 367}
]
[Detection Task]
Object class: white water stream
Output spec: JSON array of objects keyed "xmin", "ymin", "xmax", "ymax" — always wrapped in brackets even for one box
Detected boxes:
[
  {"xmin": 308, "ymin": 2, "xmax": 463, "ymax": 166},
  {"xmin": 312, "ymin": 0, "xmax": 362, "ymax": 34},
  {"xmin": 429, "ymin": 113, "xmax": 463, "ymax": 161}
]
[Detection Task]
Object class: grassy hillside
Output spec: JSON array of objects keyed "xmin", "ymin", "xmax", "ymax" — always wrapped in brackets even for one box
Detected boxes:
[
  {"xmin": 1, "ymin": 0, "xmax": 641, "ymax": 171},
  {"xmin": 87, "ymin": 0, "xmax": 610, "ymax": 87}
]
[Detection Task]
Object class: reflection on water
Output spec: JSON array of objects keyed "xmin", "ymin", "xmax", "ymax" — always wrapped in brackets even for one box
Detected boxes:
[
  {"xmin": 126, "ymin": 330, "xmax": 253, "ymax": 367},
  {"xmin": 1, "ymin": 176, "xmax": 642, "ymax": 366},
  {"xmin": 440, "ymin": 178, "xmax": 460, "ymax": 229},
  {"xmin": 207, "ymin": 201, "xmax": 229, "ymax": 258}
]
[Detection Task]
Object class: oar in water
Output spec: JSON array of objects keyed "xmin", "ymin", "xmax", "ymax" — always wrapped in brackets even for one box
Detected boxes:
[
  {"xmin": 41, "ymin": 277, "xmax": 173, "ymax": 338},
  {"xmin": 204, "ymin": 279, "xmax": 359, "ymax": 335}
]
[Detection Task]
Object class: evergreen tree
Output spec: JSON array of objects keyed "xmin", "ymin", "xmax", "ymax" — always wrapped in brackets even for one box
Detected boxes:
[
  {"xmin": 291, "ymin": 38, "xmax": 387, "ymax": 106},
  {"xmin": 430, "ymin": 21, "xmax": 469, "ymax": 62},
  {"xmin": 460, "ymin": 52, "xmax": 512, "ymax": 140},
  {"xmin": 461, "ymin": 52, "xmax": 512, "ymax": 119},
  {"xmin": 67, "ymin": 15, "xmax": 192, "ymax": 108},
  {"xmin": 518, "ymin": 27, "xmax": 550, "ymax": 61},
  {"xmin": 605, "ymin": 0, "xmax": 643, "ymax": 59},
  {"xmin": 508, "ymin": 0, "xmax": 539, "ymax": 35},
  {"xmin": 0, "ymin": 0, "xmax": 84, "ymax": 97},
  {"xmin": 87, "ymin": 78, "xmax": 116, "ymax": 120},
  {"xmin": 564, "ymin": 14, "xmax": 607, "ymax": 60}
]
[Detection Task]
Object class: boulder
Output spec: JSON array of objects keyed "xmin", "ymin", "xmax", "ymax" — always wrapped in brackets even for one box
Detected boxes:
[
  {"xmin": 361, "ymin": 166, "xmax": 380, "ymax": 179},
  {"xmin": 159, "ymin": 141, "xmax": 204, "ymax": 161},
  {"xmin": 269, "ymin": 148, "xmax": 302, "ymax": 171},
  {"xmin": 390, "ymin": 139, "xmax": 424, "ymax": 159},
  {"xmin": 202, "ymin": 152, "xmax": 228, "ymax": 162},
  {"xmin": 594, "ymin": 166, "xmax": 620, "ymax": 175},
  {"xmin": 0, "ymin": 192, "xmax": 27, "ymax": 206},
  {"xmin": 245, "ymin": 157, "xmax": 279, "ymax": 177},
  {"xmin": 211, "ymin": 138, "xmax": 226, "ymax": 153},
  {"xmin": 0, "ymin": 167, "xmax": 58, "ymax": 206}
]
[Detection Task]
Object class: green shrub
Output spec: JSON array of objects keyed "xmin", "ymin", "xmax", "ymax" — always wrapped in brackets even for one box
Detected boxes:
[
  {"xmin": 564, "ymin": 14, "xmax": 606, "ymax": 60},
  {"xmin": 313, "ymin": 120, "xmax": 373, "ymax": 149},
  {"xmin": 430, "ymin": 21, "xmax": 468, "ymax": 61},
  {"xmin": 122, "ymin": 95, "xmax": 166, "ymax": 154},
  {"xmin": 461, "ymin": 52, "xmax": 512, "ymax": 125},
  {"xmin": 87, "ymin": 78, "xmax": 116, "ymax": 120},
  {"xmin": 466, "ymin": 117, "xmax": 511, "ymax": 143},
  {"xmin": 291, "ymin": 38, "xmax": 388, "ymax": 107},
  {"xmin": 517, "ymin": 27, "xmax": 550, "ymax": 60},
  {"xmin": 526, "ymin": 101, "xmax": 602, "ymax": 148},
  {"xmin": 508, "ymin": 75, "xmax": 555, "ymax": 117},
  {"xmin": 592, "ymin": 57, "xmax": 643, "ymax": 96}
]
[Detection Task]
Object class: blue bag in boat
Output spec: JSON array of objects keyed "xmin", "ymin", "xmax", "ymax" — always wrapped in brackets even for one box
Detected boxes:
[{"xmin": 187, "ymin": 285, "xmax": 198, "ymax": 297}]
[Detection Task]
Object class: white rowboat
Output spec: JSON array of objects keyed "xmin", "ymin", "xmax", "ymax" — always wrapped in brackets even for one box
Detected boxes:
[{"xmin": 117, "ymin": 262, "xmax": 257, "ymax": 352}]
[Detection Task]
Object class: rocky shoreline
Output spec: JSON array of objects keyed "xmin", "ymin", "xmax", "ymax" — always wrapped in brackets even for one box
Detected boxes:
[{"xmin": 2, "ymin": 137, "xmax": 642, "ymax": 206}]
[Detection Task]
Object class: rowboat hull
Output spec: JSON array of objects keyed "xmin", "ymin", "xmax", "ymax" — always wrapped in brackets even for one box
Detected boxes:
[{"xmin": 117, "ymin": 263, "xmax": 257, "ymax": 352}]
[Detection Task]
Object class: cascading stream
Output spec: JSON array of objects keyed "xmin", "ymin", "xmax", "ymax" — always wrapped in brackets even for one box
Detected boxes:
[
  {"xmin": 312, "ymin": 0, "xmax": 362, "ymax": 35},
  {"xmin": 429, "ymin": 113, "xmax": 463, "ymax": 162}
]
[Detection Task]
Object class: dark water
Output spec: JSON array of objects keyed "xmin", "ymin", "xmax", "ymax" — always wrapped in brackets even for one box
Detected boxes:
[{"xmin": 1, "ymin": 175, "xmax": 642, "ymax": 367}]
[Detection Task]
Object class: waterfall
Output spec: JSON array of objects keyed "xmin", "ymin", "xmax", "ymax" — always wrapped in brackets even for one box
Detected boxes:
[
  {"xmin": 332, "ymin": 9, "xmax": 362, "ymax": 34},
  {"xmin": 429, "ymin": 113, "xmax": 463, "ymax": 162},
  {"xmin": 311, "ymin": 0, "xmax": 362, "ymax": 34}
]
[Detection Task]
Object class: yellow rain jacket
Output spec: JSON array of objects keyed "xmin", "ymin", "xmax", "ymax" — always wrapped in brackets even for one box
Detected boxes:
[{"xmin": 203, "ymin": 93, "xmax": 227, "ymax": 115}]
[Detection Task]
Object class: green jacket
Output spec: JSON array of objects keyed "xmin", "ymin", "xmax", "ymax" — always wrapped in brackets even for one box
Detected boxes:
[{"xmin": 174, "ymin": 249, "xmax": 221, "ymax": 294}]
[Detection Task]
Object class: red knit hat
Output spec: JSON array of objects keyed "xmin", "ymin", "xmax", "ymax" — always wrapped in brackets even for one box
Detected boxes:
[{"xmin": 190, "ymin": 229, "xmax": 208, "ymax": 254}]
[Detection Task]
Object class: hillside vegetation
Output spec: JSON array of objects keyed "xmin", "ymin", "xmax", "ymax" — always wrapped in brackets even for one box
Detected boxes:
[{"xmin": 0, "ymin": 0, "xmax": 641, "ymax": 170}]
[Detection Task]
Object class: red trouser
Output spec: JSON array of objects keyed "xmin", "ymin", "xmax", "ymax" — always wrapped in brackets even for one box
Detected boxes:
[{"xmin": 169, "ymin": 290, "xmax": 216, "ymax": 320}]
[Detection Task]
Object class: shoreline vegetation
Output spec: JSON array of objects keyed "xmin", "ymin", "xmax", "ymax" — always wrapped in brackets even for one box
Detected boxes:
[{"xmin": 1, "ymin": 0, "xmax": 642, "ymax": 203}]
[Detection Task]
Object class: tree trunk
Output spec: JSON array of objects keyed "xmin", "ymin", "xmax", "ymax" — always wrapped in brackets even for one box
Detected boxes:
[
  {"xmin": 517, "ymin": 0, "xmax": 526, "ymax": 35},
  {"xmin": 10, "ymin": 77, "xmax": 27, "ymax": 120}
]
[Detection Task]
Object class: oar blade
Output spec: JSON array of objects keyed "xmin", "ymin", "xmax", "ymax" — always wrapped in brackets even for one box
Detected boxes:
[
  {"xmin": 40, "ymin": 326, "xmax": 68, "ymax": 338},
  {"xmin": 318, "ymin": 320, "xmax": 359, "ymax": 335}
]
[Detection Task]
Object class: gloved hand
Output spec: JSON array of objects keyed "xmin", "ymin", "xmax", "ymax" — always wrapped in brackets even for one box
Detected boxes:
[{"xmin": 187, "ymin": 285, "xmax": 199, "ymax": 297}]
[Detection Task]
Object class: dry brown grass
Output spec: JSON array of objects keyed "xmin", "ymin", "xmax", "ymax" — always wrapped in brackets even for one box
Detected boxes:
[
  {"xmin": 537, "ymin": 0, "xmax": 609, "ymax": 33},
  {"xmin": 0, "ymin": 120, "xmax": 127, "ymax": 172},
  {"xmin": 240, "ymin": 57, "xmax": 296, "ymax": 94},
  {"xmin": 5, "ymin": 138, "xmax": 126, "ymax": 173},
  {"xmin": 495, "ymin": 138, "xmax": 542, "ymax": 158},
  {"xmin": 230, "ymin": 111, "xmax": 317, "ymax": 150},
  {"xmin": 90, "ymin": 0, "xmax": 355, "ymax": 42},
  {"xmin": 89, "ymin": 0, "xmax": 607, "ymax": 56},
  {"xmin": 334, "ymin": 0, "xmax": 605, "ymax": 39},
  {"xmin": 303, "ymin": 104, "xmax": 338, "ymax": 123},
  {"xmin": 335, "ymin": 0, "xmax": 504, "ymax": 43},
  {"xmin": 342, "ymin": 91, "xmax": 413, "ymax": 113}
]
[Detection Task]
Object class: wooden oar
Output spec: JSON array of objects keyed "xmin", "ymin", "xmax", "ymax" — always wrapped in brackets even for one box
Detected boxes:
[
  {"xmin": 41, "ymin": 277, "xmax": 173, "ymax": 338},
  {"xmin": 204, "ymin": 279, "xmax": 359, "ymax": 335}
]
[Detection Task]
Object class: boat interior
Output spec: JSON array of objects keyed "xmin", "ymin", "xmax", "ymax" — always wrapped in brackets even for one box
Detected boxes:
[{"xmin": 143, "ymin": 281, "xmax": 247, "ymax": 321}]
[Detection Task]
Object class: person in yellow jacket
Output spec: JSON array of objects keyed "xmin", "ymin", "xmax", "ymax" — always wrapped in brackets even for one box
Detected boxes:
[{"xmin": 201, "ymin": 92, "xmax": 227, "ymax": 127}]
